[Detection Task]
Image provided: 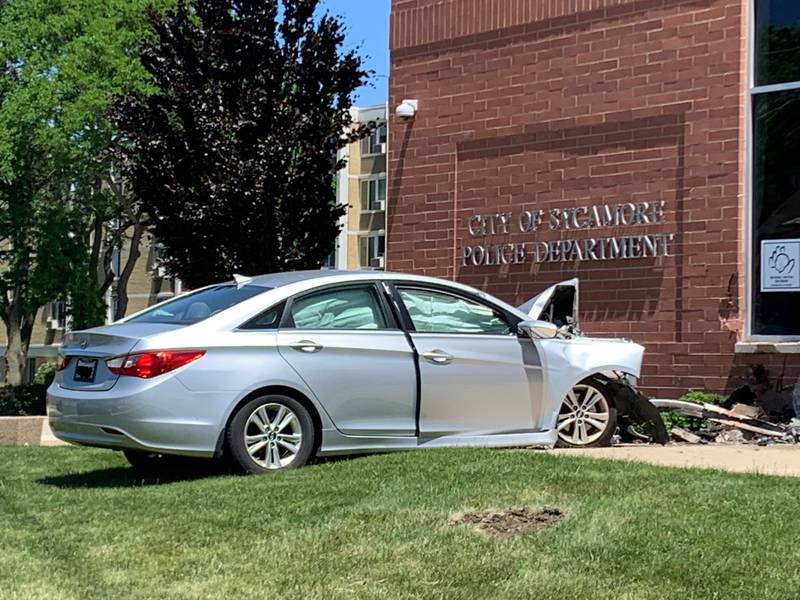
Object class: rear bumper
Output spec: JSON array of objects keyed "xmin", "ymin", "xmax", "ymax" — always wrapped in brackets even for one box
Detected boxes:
[{"xmin": 47, "ymin": 377, "xmax": 235, "ymax": 457}]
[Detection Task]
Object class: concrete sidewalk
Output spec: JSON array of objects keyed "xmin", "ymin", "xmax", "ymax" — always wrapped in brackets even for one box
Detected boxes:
[
  {"xmin": 550, "ymin": 444, "xmax": 800, "ymax": 477},
  {"xmin": 0, "ymin": 416, "xmax": 65, "ymax": 446}
]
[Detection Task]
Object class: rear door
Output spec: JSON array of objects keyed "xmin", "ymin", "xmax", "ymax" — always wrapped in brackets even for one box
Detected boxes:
[
  {"xmin": 393, "ymin": 285, "xmax": 542, "ymax": 438},
  {"xmin": 277, "ymin": 283, "xmax": 417, "ymax": 436}
]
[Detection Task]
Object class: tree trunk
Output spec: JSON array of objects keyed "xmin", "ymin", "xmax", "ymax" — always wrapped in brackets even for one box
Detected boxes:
[
  {"xmin": 4, "ymin": 306, "xmax": 33, "ymax": 386},
  {"xmin": 113, "ymin": 220, "xmax": 145, "ymax": 321}
]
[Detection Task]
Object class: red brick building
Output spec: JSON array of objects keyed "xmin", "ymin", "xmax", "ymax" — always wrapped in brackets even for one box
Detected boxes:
[{"xmin": 387, "ymin": 0, "xmax": 800, "ymax": 398}]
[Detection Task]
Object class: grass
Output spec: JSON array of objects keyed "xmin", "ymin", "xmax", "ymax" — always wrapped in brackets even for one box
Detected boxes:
[{"xmin": 2, "ymin": 447, "xmax": 800, "ymax": 600}]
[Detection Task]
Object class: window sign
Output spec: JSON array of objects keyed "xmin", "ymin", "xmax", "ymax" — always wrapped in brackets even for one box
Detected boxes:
[{"xmin": 761, "ymin": 239, "xmax": 800, "ymax": 292}]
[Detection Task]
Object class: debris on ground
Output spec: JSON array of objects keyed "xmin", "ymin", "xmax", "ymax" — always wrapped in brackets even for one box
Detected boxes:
[
  {"xmin": 651, "ymin": 397, "xmax": 800, "ymax": 445},
  {"xmin": 449, "ymin": 507, "xmax": 564, "ymax": 538},
  {"xmin": 670, "ymin": 426, "xmax": 705, "ymax": 444}
]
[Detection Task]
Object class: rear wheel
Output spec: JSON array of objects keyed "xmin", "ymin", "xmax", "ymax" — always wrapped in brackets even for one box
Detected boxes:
[
  {"xmin": 555, "ymin": 381, "xmax": 617, "ymax": 448},
  {"xmin": 226, "ymin": 394, "xmax": 315, "ymax": 474}
]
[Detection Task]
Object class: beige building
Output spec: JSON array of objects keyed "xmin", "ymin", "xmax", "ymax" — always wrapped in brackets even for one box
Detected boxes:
[{"xmin": 333, "ymin": 104, "xmax": 387, "ymax": 270}]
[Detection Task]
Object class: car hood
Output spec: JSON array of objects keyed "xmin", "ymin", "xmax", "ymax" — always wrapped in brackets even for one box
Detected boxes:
[{"xmin": 517, "ymin": 278, "xmax": 579, "ymax": 328}]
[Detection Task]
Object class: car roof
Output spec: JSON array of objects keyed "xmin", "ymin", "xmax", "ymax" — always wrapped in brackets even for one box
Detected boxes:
[
  {"xmin": 240, "ymin": 270, "xmax": 457, "ymax": 289},
  {"xmin": 230, "ymin": 270, "xmax": 526, "ymax": 315}
]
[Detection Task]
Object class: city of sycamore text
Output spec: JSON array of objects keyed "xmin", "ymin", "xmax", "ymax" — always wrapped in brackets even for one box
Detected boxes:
[{"xmin": 462, "ymin": 201, "xmax": 674, "ymax": 266}]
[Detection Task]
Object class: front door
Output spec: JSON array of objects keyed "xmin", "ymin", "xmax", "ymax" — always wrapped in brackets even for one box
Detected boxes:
[
  {"xmin": 277, "ymin": 283, "xmax": 417, "ymax": 437},
  {"xmin": 394, "ymin": 286, "xmax": 542, "ymax": 438}
]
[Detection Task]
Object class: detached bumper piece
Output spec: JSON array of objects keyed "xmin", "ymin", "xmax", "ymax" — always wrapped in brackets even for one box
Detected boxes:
[{"xmin": 605, "ymin": 380, "xmax": 669, "ymax": 445}]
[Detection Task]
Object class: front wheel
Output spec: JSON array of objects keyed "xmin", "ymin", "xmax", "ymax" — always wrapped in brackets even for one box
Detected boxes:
[
  {"xmin": 226, "ymin": 395, "xmax": 315, "ymax": 474},
  {"xmin": 555, "ymin": 381, "xmax": 617, "ymax": 448}
]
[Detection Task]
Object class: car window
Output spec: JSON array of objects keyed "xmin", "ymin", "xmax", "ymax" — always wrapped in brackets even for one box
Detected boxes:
[
  {"xmin": 397, "ymin": 288, "xmax": 511, "ymax": 335},
  {"xmin": 290, "ymin": 286, "xmax": 387, "ymax": 330},
  {"xmin": 240, "ymin": 302, "xmax": 285, "ymax": 330},
  {"xmin": 127, "ymin": 284, "xmax": 271, "ymax": 325}
]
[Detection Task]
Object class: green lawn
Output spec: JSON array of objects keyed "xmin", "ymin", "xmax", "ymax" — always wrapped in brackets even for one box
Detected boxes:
[{"xmin": 2, "ymin": 447, "xmax": 800, "ymax": 600}]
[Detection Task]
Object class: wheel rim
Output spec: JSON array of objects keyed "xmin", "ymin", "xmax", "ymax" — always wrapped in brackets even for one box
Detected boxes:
[
  {"xmin": 557, "ymin": 384, "xmax": 611, "ymax": 446},
  {"xmin": 244, "ymin": 402, "xmax": 302, "ymax": 469}
]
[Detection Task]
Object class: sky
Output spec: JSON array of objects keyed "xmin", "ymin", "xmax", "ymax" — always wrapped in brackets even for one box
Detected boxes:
[{"xmin": 321, "ymin": 0, "xmax": 390, "ymax": 107}]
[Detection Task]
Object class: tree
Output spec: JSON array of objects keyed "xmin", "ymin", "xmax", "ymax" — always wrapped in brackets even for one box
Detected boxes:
[
  {"xmin": 112, "ymin": 0, "xmax": 369, "ymax": 288},
  {"xmin": 0, "ymin": 0, "xmax": 165, "ymax": 384}
]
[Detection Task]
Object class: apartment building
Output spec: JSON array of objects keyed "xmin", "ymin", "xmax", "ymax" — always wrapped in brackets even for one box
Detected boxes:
[{"xmin": 334, "ymin": 104, "xmax": 388, "ymax": 270}]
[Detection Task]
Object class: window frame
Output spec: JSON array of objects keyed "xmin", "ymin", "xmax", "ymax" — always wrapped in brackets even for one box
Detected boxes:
[
  {"xmin": 745, "ymin": 0, "xmax": 800, "ymax": 340},
  {"xmin": 391, "ymin": 283, "xmax": 519, "ymax": 336},
  {"xmin": 360, "ymin": 123, "xmax": 387, "ymax": 156},
  {"xmin": 359, "ymin": 232, "xmax": 386, "ymax": 269},
  {"xmin": 280, "ymin": 282, "xmax": 398, "ymax": 332},
  {"xmin": 359, "ymin": 175, "xmax": 387, "ymax": 212}
]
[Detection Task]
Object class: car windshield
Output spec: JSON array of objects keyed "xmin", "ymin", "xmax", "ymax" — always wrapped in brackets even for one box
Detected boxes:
[{"xmin": 127, "ymin": 284, "xmax": 271, "ymax": 325}]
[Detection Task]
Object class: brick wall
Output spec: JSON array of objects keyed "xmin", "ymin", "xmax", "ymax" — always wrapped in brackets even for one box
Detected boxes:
[{"xmin": 386, "ymin": 0, "xmax": 792, "ymax": 397}]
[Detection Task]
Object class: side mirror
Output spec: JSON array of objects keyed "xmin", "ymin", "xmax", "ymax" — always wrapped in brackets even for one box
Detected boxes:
[{"xmin": 517, "ymin": 319, "xmax": 559, "ymax": 339}]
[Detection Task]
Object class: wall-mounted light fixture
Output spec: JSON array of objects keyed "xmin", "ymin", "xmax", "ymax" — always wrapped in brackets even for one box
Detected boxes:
[{"xmin": 395, "ymin": 99, "xmax": 418, "ymax": 121}]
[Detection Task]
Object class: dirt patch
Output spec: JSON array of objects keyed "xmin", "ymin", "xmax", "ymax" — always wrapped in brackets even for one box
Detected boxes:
[{"xmin": 449, "ymin": 506, "xmax": 564, "ymax": 538}]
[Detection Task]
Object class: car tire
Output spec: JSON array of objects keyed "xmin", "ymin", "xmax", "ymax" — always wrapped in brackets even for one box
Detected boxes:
[
  {"xmin": 554, "ymin": 380, "xmax": 617, "ymax": 448},
  {"xmin": 226, "ymin": 394, "xmax": 315, "ymax": 474}
]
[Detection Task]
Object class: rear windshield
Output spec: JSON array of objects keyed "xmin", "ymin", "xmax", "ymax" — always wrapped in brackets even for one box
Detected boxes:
[{"xmin": 127, "ymin": 285, "xmax": 271, "ymax": 325}]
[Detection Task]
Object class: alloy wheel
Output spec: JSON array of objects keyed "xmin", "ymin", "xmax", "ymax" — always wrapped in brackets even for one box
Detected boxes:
[
  {"xmin": 243, "ymin": 403, "xmax": 303, "ymax": 469},
  {"xmin": 556, "ymin": 383, "xmax": 611, "ymax": 446}
]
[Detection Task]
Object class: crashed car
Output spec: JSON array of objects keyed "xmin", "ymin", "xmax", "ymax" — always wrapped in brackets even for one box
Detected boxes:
[{"xmin": 48, "ymin": 271, "xmax": 665, "ymax": 474}]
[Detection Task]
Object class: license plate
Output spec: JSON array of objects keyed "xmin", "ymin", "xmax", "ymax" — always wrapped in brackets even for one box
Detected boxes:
[{"xmin": 73, "ymin": 358, "xmax": 98, "ymax": 383}]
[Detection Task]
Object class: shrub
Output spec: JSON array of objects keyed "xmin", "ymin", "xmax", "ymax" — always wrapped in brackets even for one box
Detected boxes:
[
  {"xmin": 680, "ymin": 390, "xmax": 726, "ymax": 406},
  {"xmin": 0, "ymin": 385, "xmax": 48, "ymax": 416},
  {"xmin": 33, "ymin": 361, "xmax": 57, "ymax": 387},
  {"xmin": 660, "ymin": 390, "xmax": 728, "ymax": 432}
]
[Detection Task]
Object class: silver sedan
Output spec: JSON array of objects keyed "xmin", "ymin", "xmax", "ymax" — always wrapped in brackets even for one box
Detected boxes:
[{"xmin": 47, "ymin": 271, "xmax": 664, "ymax": 474}]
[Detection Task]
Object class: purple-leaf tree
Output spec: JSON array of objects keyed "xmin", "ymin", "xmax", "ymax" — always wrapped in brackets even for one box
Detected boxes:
[{"xmin": 112, "ymin": 0, "xmax": 369, "ymax": 287}]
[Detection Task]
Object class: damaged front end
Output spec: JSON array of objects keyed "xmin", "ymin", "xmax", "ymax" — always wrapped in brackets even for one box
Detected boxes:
[
  {"xmin": 517, "ymin": 278, "xmax": 668, "ymax": 446},
  {"xmin": 592, "ymin": 374, "xmax": 669, "ymax": 445}
]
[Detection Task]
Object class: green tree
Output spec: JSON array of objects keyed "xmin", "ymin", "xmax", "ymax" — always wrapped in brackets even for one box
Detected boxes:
[{"xmin": 0, "ymin": 0, "xmax": 167, "ymax": 384}]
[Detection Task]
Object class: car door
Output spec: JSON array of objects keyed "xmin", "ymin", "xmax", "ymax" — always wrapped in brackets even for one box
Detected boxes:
[
  {"xmin": 393, "ymin": 285, "xmax": 543, "ymax": 438},
  {"xmin": 277, "ymin": 283, "xmax": 417, "ymax": 437}
]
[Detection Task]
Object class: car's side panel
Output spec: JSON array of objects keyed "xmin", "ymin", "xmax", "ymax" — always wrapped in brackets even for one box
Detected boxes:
[
  {"xmin": 411, "ymin": 333, "xmax": 542, "ymax": 437},
  {"xmin": 172, "ymin": 332, "xmax": 339, "ymax": 431},
  {"xmin": 317, "ymin": 428, "xmax": 557, "ymax": 456},
  {"xmin": 277, "ymin": 329, "xmax": 418, "ymax": 436}
]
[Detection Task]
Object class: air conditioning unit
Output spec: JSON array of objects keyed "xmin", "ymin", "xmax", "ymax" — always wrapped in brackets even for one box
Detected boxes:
[
  {"xmin": 374, "ymin": 200, "xmax": 386, "ymax": 212},
  {"xmin": 379, "ymin": 142, "xmax": 387, "ymax": 154},
  {"xmin": 46, "ymin": 317, "xmax": 64, "ymax": 331},
  {"xmin": 370, "ymin": 256, "xmax": 385, "ymax": 269}
]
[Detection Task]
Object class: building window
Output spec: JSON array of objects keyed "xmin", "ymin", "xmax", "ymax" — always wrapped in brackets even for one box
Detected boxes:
[
  {"xmin": 750, "ymin": 0, "xmax": 800, "ymax": 335},
  {"xmin": 359, "ymin": 234, "xmax": 385, "ymax": 269},
  {"xmin": 360, "ymin": 177, "xmax": 386, "ymax": 211},
  {"xmin": 360, "ymin": 123, "xmax": 387, "ymax": 155},
  {"xmin": 46, "ymin": 301, "xmax": 67, "ymax": 330},
  {"xmin": 321, "ymin": 250, "xmax": 336, "ymax": 270}
]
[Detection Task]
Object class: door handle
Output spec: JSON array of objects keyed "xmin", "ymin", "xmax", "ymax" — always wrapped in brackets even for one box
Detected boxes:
[
  {"xmin": 290, "ymin": 340, "xmax": 323, "ymax": 353},
  {"xmin": 421, "ymin": 350, "xmax": 453, "ymax": 365}
]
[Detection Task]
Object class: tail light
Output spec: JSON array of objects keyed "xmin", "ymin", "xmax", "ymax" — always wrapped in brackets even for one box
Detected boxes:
[
  {"xmin": 56, "ymin": 355, "xmax": 71, "ymax": 371},
  {"xmin": 106, "ymin": 350, "xmax": 206, "ymax": 379}
]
